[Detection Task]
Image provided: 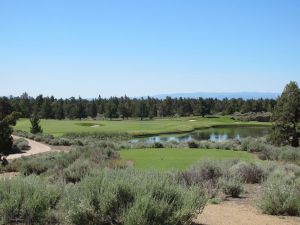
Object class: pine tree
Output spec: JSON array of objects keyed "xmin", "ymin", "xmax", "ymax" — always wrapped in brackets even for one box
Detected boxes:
[
  {"xmin": 0, "ymin": 110, "xmax": 21, "ymax": 155},
  {"xmin": 0, "ymin": 121, "xmax": 13, "ymax": 155},
  {"xmin": 76, "ymin": 98, "xmax": 87, "ymax": 119},
  {"xmin": 54, "ymin": 99, "xmax": 65, "ymax": 120},
  {"xmin": 137, "ymin": 99, "xmax": 148, "ymax": 120},
  {"xmin": 88, "ymin": 100, "xmax": 97, "ymax": 118},
  {"xmin": 41, "ymin": 98, "xmax": 53, "ymax": 119},
  {"xmin": 30, "ymin": 113, "xmax": 43, "ymax": 134},
  {"xmin": 270, "ymin": 81, "xmax": 300, "ymax": 147},
  {"xmin": 19, "ymin": 92, "xmax": 32, "ymax": 117},
  {"xmin": 0, "ymin": 97, "xmax": 13, "ymax": 120}
]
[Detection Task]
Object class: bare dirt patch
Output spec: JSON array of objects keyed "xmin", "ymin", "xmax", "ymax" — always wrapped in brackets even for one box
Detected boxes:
[
  {"xmin": 195, "ymin": 184, "xmax": 300, "ymax": 225},
  {"xmin": 0, "ymin": 172, "xmax": 19, "ymax": 179},
  {"xmin": 196, "ymin": 202, "xmax": 300, "ymax": 225},
  {"xmin": 126, "ymin": 160, "xmax": 134, "ymax": 167}
]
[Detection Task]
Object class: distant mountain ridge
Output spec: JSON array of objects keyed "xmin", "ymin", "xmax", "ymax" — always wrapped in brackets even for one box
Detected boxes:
[{"xmin": 151, "ymin": 92, "xmax": 279, "ymax": 100}]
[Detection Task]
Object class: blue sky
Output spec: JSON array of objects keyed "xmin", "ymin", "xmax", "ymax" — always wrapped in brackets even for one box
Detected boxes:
[{"xmin": 0, "ymin": 0, "xmax": 299, "ymax": 98}]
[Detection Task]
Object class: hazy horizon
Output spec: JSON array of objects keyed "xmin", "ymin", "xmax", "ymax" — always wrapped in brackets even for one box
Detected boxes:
[
  {"xmin": 1, "ymin": 91, "xmax": 280, "ymax": 100},
  {"xmin": 1, "ymin": 0, "xmax": 299, "ymax": 97}
]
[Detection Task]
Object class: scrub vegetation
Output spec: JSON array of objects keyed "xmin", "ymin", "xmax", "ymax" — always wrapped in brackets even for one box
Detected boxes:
[{"xmin": 0, "ymin": 81, "xmax": 300, "ymax": 224}]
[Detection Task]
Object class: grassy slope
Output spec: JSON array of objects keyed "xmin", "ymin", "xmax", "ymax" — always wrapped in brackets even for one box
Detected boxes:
[
  {"xmin": 120, "ymin": 148, "xmax": 257, "ymax": 170},
  {"xmin": 14, "ymin": 116, "xmax": 270, "ymax": 137}
]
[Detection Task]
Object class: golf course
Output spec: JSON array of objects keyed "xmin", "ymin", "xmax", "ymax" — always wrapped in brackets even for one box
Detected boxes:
[
  {"xmin": 14, "ymin": 116, "xmax": 270, "ymax": 137},
  {"xmin": 120, "ymin": 148, "xmax": 257, "ymax": 170},
  {"xmin": 12, "ymin": 116, "xmax": 268, "ymax": 171},
  {"xmin": 2, "ymin": 1, "xmax": 300, "ymax": 224}
]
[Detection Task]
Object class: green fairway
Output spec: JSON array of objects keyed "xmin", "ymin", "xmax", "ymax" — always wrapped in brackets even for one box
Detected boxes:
[
  {"xmin": 14, "ymin": 117, "xmax": 270, "ymax": 137},
  {"xmin": 120, "ymin": 148, "xmax": 257, "ymax": 170}
]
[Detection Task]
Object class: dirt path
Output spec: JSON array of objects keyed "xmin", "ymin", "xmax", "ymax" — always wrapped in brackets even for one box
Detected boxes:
[{"xmin": 7, "ymin": 136, "xmax": 52, "ymax": 160}]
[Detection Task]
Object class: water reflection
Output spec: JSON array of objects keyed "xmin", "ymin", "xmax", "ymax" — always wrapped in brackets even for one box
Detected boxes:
[{"xmin": 133, "ymin": 126, "xmax": 270, "ymax": 143}]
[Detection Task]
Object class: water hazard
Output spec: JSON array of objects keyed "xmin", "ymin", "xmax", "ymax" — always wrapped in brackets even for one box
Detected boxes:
[{"xmin": 133, "ymin": 126, "xmax": 270, "ymax": 143}]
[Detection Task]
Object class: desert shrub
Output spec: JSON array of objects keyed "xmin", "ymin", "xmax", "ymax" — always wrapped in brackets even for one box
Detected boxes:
[
  {"xmin": 94, "ymin": 140, "xmax": 120, "ymax": 150},
  {"xmin": 283, "ymin": 163, "xmax": 300, "ymax": 177},
  {"xmin": 177, "ymin": 160, "xmax": 224, "ymax": 198},
  {"xmin": 58, "ymin": 138, "xmax": 72, "ymax": 146},
  {"xmin": 60, "ymin": 170, "xmax": 207, "ymax": 225},
  {"xmin": 230, "ymin": 162, "xmax": 266, "ymax": 183},
  {"xmin": 153, "ymin": 142, "xmax": 164, "ymax": 148},
  {"xmin": 197, "ymin": 140, "xmax": 214, "ymax": 149},
  {"xmin": 20, "ymin": 159, "xmax": 51, "ymax": 175},
  {"xmin": 5, "ymin": 144, "xmax": 118, "ymax": 178},
  {"xmin": 258, "ymin": 172, "xmax": 300, "ymax": 216},
  {"xmin": 216, "ymin": 140, "xmax": 240, "ymax": 150},
  {"xmin": 178, "ymin": 160, "xmax": 223, "ymax": 186},
  {"xmin": 239, "ymin": 137, "xmax": 300, "ymax": 162},
  {"xmin": 33, "ymin": 135, "xmax": 43, "ymax": 142},
  {"xmin": 48, "ymin": 139, "xmax": 60, "ymax": 146},
  {"xmin": 279, "ymin": 148, "xmax": 300, "ymax": 162},
  {"xmin": 261, "ymin": 147, "xmax": 281, "ymax": 161},
  {"xmin": 12, "ymin": 138, "xmax": 30, "ymax": 152},
  {"xmin": 0, "ymin": 176, "xmax": 62, "ymax": 225},
  {"xmin": 187, "ymin": 141, "xmax": 199, "ymax": 148},
  {"xmin": 219, "ymin": 175, "xmax": 244, "ymax": 198},
  {"xmin": 128, "ymin": 141, "xmax": 151, "ymax": 149},
  {"xmin": 62, "ymin": 132, "xmax": 132, "ymax": 141},
  {"xmin": 13, "ymin": 130, "xmax": 75, "ymax": 146},
  {"xmin": 108, "ymin": 159, "xmax": 128, "ymax": 169},
  {"xmin": 70, "ymin": 139, "xmax": 84, "ymax": 146},
  {"xmin": 232, "ymin": 112, "xmax": 272, "ymax": 122},
  {"xmin": 240, "ymin": 137, "xmax": 268, "ymax": 153},
  {"xmin": 257, "ymin": 153, "xmax": 267, "ymax": 160},
  {"xmin": 62, "ymin": 159, "xmax": 93, "ymax": 183}
]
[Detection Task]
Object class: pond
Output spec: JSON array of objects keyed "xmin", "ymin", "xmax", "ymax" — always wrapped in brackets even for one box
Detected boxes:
[{"xmin": 132, "ymin": 126, "xmax": 271, "ymax": 143}]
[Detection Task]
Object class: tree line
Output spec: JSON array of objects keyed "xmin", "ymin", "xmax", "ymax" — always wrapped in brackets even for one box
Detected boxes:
[
  {"xmin": 0, "ymin": 81, "xmax": 299, "ymax": 155},
  {"xmin": 1, "ymin": 93, "xmax": 276, "ymax": 120}
]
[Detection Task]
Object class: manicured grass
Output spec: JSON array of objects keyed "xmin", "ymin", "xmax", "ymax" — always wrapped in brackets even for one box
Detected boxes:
[
  {"xmin": 14, "ymin": 116, "xmax": 270, "ymax": 137},
  {"xmin": 120, "ymin": 148, "xmax": 258, "ymax": 171}
]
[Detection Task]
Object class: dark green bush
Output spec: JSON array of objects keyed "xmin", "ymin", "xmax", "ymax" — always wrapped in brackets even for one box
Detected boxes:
[
  {"xmin": 153, "ymin": 142, "xmax": 164, "ymax": 148},
  {"xmin": 187, "ymin": 141, "xmax": 199, "ymax": 148}
]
